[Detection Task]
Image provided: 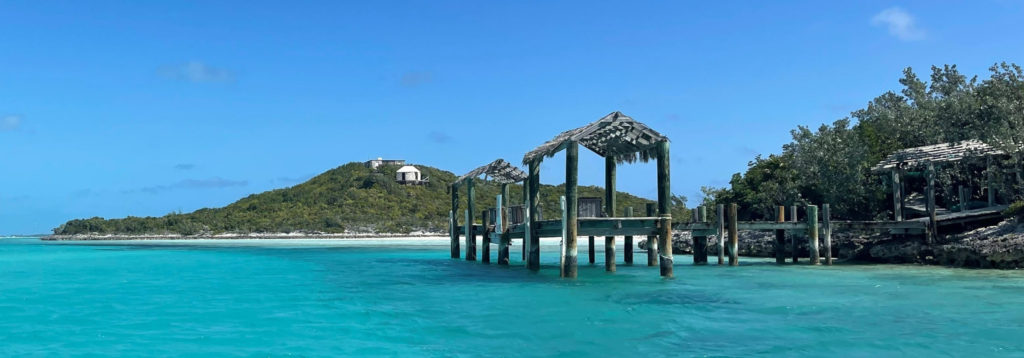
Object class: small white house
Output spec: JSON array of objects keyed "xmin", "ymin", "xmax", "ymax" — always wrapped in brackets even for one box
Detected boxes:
[{"xmin": 396, "ymin": 165, "xmax": 426, "ymax": 185}]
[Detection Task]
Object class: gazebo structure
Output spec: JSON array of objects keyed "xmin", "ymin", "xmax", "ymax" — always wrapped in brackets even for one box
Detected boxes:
[
  {"xmin": 871, "ymin": 140, "xmax": 1006, "ymax": 241},
  {"xmin": 450, "ymin": 159, "xmax": 528, "ymax": 265},
  {"xmin": 520, "ymin": 111, "xmax": 672, "ymax": 278}
]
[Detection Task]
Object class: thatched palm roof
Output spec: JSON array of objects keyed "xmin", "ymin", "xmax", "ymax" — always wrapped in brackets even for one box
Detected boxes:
[
  {"xmin": 871, "ymin": 140, "xmax": 1004, "ymax": 172},
  {"xmin": 454, "ymin": 159, "xmax": 528, "ymax": 186},
  {"xmin": 522, "ymin": 111, "xmax": 669, "ymax": 165}
]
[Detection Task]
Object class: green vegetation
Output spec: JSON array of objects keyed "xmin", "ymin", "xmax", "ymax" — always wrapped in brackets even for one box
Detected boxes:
[
  {"xmin": 701, "ymin": 63, "xmax": 1024, "ymax": 221},
  {"xmin": 54, "ymin": 163, "xmax": 659, "ymax": 235}
]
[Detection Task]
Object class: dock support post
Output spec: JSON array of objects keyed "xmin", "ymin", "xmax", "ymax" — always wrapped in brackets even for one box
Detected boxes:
[
  {"xmin": 823, "ymin": 204, "xmax": 832, "ymax": 265},
  {"xmin": 563, "ymin": 141, "xmax": 579, "ymax": 278},
  {"xmin": 646, "ymin": 203, "xmax": 658, "ymax": 266},
  {"xmin": 775, "ymin": 206, "xmax": 786, "ymax": 264},
  {"xmin": 988, "ymin": 156, "xmax": 996, "ymax": 207},
  {"xmin": 522, "ymin": 182, "xmax": 528, "ymax": 261},
  {"xmin": 451, "ymin": 187, "xmax": 460, "ymax": 259},
  {"xmin": 693, "ymin": 206, "xmax": 708, "ymax": 264},
  {"xmin": 527, "ymin": 160, "xmax": 541, "ymax": 271},
  {"xmin": 482, "ymin": 210, "xmax": 491, "ymax": 264},
  {"xmin": 498, "ymin": 192, "xmax": 510, "ymax": 266},
  {"xmin": 656, "ymin": 141, "xmax": 673, "ymax": 277},
  {"xmin": 589, "ymin": 236, "xmax": 595, "ymax": 264},
  {"xmin": 958, "ymin": 185, "xmax": 968, "ymax": 212},
  {"xmin": 790, "ymin": 205, "xmax": 798, "ymax": 263},
  {"xmin": 926, "ymin": 163, "xmax": 938, "ymax": 244},
  {"xmin": 717, "ymin": 204, "xmax": 725, "ymax": 265},
  {"xmin": 728, "ymin": 203, "xmax": 739, "ymax": 266},
  {"xmin": 807, "ymin": 205, "xmax": 819, "ymax": 265},
  {"xmin": 605, "ymin": 156, "xmax": 617, "ymax": 272},
  {"xmin": 624, "ymin": 207, "xmax": 634, "ymax": 265},
  {"xmin": 892, "ymin": 169, "xmax": 903, "ymax": 221},
  {"xmin": 465, "ymin": 178, "xmax": 476, "ymax": 261}
]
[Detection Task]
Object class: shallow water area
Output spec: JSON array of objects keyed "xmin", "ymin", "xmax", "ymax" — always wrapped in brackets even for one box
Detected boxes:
[{"xmin": 2, "ymin": 237, "xmax": 1024, "ymax": 356}]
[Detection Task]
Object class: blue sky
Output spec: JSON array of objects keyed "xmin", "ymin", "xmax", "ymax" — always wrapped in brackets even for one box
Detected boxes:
[{"xmin": 2, "ymin": 1, "xmax": 1023, "ymax": 234}]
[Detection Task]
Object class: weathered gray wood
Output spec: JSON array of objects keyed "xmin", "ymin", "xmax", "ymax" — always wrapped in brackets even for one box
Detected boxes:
[
  {"xmin": 498, "ymin": 190, "xmax": 510, "ymax": 266},
  {"xmin": 589, "ymin": 236, "xmax": 596, "ymax": 264},
  {"xmin": 717, "ymin": 204, "xmax": 725, "ymax": 265},
  {"xmin": 790, "ymin": 205, "xmax": 798, "ymax": 263},
  {"xmin": 482, "ymin": 210, "xmax": 491, "ymax": 264},
  {"xmin": 728, "ymin": 203, "xmax": 739, "ymax": 266},
  {"xmin": 958, "ymin": 185, "xmax": 967, "ymax": 212},
  {"xmin": 624, "ymin": 207, "xmax": 634, "ymax": 265},
  {"xmin": 775, "ymin": 206, "xmax": 786, "ymax": 264},
  {"xmin": 451, "ymin": 187, "xmax": 460, "ymax": 259},
  {"xmin": 528, "ymin": 161, "xmax": 541, "ymax": 270},
  {"xmin": 693, "ymin": 206, "xmax": 708, "ymax": 264},
  {"xmin": 926, "ymin": 162, "xmax": 938, "ymax": 244},
  {"xmin": 988, "ymin": 156, "xmax": 996, "ymax": 207},
  {"xmin": 564, "ymin": 141, "xmax": 579, "ymax": 278},
  {"xmin": 466, "ymin": 178, "xmax": 476, "ymax": 261},
  {"xmin": 522, "ymin": 182, "xmax": 528, "ymax": 261},
  {"xmin": 807, "ymin": 205, "xmax": 819, "ymax": 265},
  {"xmin": 646, "ymin": 203, "xmax": 658, "ymax": 266},
  {"xmin": 823, "ymin": 204, "xmax": 833, "ymax": 265},
  {"xmin": 656, "ymin": 141, "xmax": 673, "ymax": 277},
  {"xmin": 605, "ymin": 156, "xmax": 616, "ymax": 272},
  {"xmin": 892, "ymin": 169, "xmax": 903, "ymax": 221}
]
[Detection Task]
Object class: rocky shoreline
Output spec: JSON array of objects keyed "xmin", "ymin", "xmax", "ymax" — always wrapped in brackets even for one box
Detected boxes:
[
  {"xmin": 42, "ymin": 231, "xmax": 448, "ymax": 241},
  {"xmin": 639, "ymin": 219, "xmax": 1024, "ymax": 269}
]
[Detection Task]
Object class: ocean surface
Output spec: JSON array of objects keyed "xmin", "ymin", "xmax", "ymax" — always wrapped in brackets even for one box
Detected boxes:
[{"xmin": 2, "ymin": 237, "xmax": 1024, "ymax": 357}]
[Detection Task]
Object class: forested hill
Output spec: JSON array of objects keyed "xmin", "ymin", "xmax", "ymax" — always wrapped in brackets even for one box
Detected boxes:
[{"xmin": 53, "ymin": 162, "xmax": 660, "ymax": 235}]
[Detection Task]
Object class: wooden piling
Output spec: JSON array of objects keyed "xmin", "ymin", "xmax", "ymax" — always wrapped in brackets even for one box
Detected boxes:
[
  {"xmin": 656, "ymin": 141, "xmax": 673, "ymax": 277},
  {"xmin": 790, "ymin": 205, "xmax": 798, "ymax": 263},
  {"xmin": 451, "ymin": 186, "xmax": 460, "ymax": 259},
  {"xmin": 775, "ymin": 206, "xmax": 785, "ymax": 264},
  {"xmin": 465, "ymin": 178, "xmax": 476, "ymax": 261},
  {"xmin": 926, "ymin": 162, "xmax": 938, "ymax": 244},
  {"xmin": 892, "ymin": 169, "xmax": 903, "ymax": 221},
  {"xmin": 527, "ymin": 160, "xmax": 541, "ymax": 270},
  {"xmin": 823, "ymin": 203, "xmax": 832, "ymax": 265},
  {"xmin": 646, "ymin": 203, "xmax": 658, "ymax": 266},
  {"xmin": 522, "ymin": 182, "xmax": 528, "ymax": 261},
  {"xmin": 728, "ymin": 203, "xmax": 738, "ymax": 266},
  {"xmin": 717, "ymin": 204, "xmax": 725, "ymax": 265},
  {"xmin": 958, "ymin": 185, "xmax": 968, "ymax": 212},
  {"xmin": 498, "ymin": 192, "xmax": 510, "ymax": 266},
  {"xmin": 807, "ymin": 205, "xmax": 819, "ymax": 265},
  {"xmin": 589, "ymin": 236, "xmax": 596, "ymax": 264},
  {"xmin": 605, "ymin": 156, "xmax": 617, "ymax": 273},
  {"xmin": 624, "ymin": 207, "xmax": 634, "ymax": 265},
  {"xmin": 563, "ymin": 141, "xmax": 579, "ymax": 278},
  {"xmin": 693, "ymin": 206, "xmax": 708, "ymax": 264},
  {"xmin": 481, "ymin": 210, "xmax": 491, "ymax": 264},
  {"xmin": 987, "ymin": 156, "xmax": 996, "ymax": 207}
]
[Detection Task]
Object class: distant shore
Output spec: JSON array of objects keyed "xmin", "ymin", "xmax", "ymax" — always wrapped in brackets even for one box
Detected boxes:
[{"xmin": 42, "ymin": 232, "xmax": 448, "ymax": 241}]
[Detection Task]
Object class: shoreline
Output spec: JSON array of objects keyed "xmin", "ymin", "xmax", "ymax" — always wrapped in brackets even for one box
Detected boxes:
[{"xmin": 42, "ymin": 232, "xmax": 448, "ymax": 241}]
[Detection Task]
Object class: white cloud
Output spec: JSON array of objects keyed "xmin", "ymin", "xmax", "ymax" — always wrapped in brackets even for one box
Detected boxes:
[
  {"xmin": 871, "ymin": 7, "xmax": 925, "ymax": 41},
  {"xmin": 1, "ymin": 115, "xmax": 22, "ymax": 132},
  {"xmin": 159, "ymin": 61, "xmax": 235, "ymax": 83}
]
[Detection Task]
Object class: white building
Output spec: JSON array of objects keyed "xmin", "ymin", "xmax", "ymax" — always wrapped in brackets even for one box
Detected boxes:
[
  {"xmin": 396, "ymin": 165, "xmax": 427, "ymax": 185},
  {"xmin": 365, "ymin": 157, "xmax": 406, "ymax": 170}
]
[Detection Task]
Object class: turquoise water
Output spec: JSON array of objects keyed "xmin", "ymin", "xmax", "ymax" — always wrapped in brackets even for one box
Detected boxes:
[{"xmin": 2, "ymin": 237, "xmax": 1024, "ymax": 356}]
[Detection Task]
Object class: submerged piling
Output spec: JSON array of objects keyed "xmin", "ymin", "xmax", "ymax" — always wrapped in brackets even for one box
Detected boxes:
[
  {"xmin": 646, "ymin": 203, "xmax": 657, "ymax": 266},
  {"xmin": 728, "ymin": 203, "xmax": 738, "ymax": 266}
]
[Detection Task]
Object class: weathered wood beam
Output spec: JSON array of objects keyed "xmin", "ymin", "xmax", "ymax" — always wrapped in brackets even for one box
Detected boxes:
[
  {"xmin": 656, "ymin": 141, "xmax": 673, "ymax": 277},
  {"xmin": 823, "ymin": 204, "xmax": 833, "ymax": 265},
  {"xmin": 605, "ymin": 156, "xmax": 616, "ymax": 272},
  {"xmin": 728, "ymin": 203, "xmax": 739, "ymax": 266},
  {"xmin": 808, "ymin": 205, "xmax": 819, "ymax": 265},
  {"xmin": 790, "ymin": 205, "xmax": 798, "ymax": 263},
  {"xmin": 624, "ymin": 207, "xmax": 634, "ymax": 265},
  {"xmin": 589, "ymin": 236, "xmax": 595, "ymax": 264},
  {"xmin": 987, "ymin": 156, "xmax": 996, "ymax": 207},
  {"xmin": 717, "ymin": 204, "xmax": 725, "ymax": 265},
  {"xmin": 498, "ymin": 190, "xmax": 510, "ymax": 266},
  {"xmin": 775, "ymin": 206, "xmax": 785, "ymax": 264},
  {"xmin": 527, "ymin": 160, "xmax": 541, "ymax": 270},
  {"xmin": 465, "ymin": 178, "xmax": 476, "ymax": 261},
  {"xmin": 693, "ymin": 206, "xmax": 708, "ymax": 264},
  {"xmin": 926, "ymin": 162, "xmax": 938, "ymax": 244},
  {"xmin": 451, "ymin": 187, "xmax": 460, "ymax": 259},
  {"xmin": 563, "ymin": 141, "xmax": 579, "ymax": 278},
  {"xmin": 646, "ymin": 203, "xmax": 658, "ymax": 266},
  {"xmin": 482, "ymin": 210, "xmax": 491, "ymax": 264},
  {"xmin": 892, "ymin": 169, "xmax": 903, "ymax": 221}
]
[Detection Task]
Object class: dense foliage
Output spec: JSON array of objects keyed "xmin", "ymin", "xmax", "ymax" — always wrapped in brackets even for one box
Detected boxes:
[
  {"xmin": 54, "ymin": 163, "xmax": 660, "ymax": 235},
  {"xmin": 701, "ymin": 63, "xmax": 1024, "ymax": 221}
]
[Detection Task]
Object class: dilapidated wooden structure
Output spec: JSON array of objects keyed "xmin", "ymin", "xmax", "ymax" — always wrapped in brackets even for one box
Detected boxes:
[{"xmin": 450, "ymin": 159, "xmax": 527, "ymax": 265}]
